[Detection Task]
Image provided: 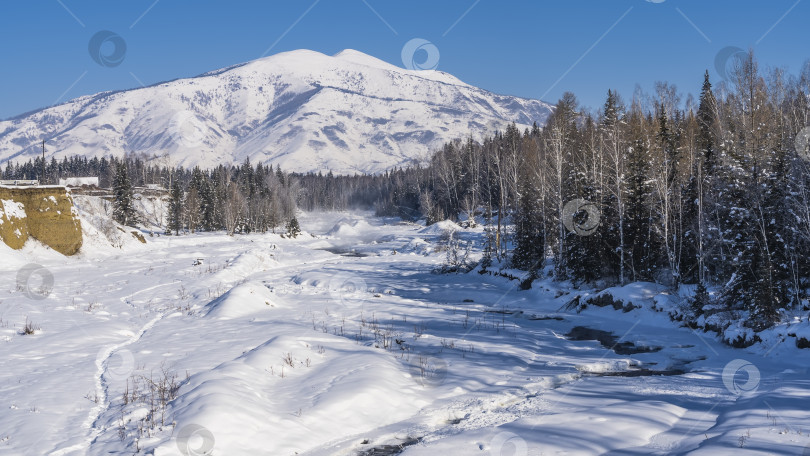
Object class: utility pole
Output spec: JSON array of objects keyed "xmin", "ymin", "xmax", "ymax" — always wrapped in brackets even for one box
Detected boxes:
[{"xmin": 41, "ymin": 139, "xmax": 45, "ymax": 186}]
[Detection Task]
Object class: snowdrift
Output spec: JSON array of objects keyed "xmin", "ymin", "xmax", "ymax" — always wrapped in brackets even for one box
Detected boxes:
[
  {"xmin": 205, "ymin": 281, "xmax": 279, "ymax": 320},
  {"xmin": 418, "ymin": 220, "xmax": 462, "ymax": 236},
  {"xmin": 160, "ymin": 335, "xmax": 425, "ymax": 455},
  {"xmin": 326, "ymin": 218, "xmax": 374, "ymax": 237}
]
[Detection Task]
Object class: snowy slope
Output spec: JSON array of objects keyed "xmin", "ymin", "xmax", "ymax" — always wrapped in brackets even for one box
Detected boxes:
[{"xmin": 0, "ymin": 49, "xmax": 553, "ymax": 175}]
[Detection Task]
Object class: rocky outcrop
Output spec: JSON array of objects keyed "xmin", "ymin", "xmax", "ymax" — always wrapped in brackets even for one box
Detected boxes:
[{"xmin": 0, "ymin": 186, "xmax": 83, "ymax": 255}]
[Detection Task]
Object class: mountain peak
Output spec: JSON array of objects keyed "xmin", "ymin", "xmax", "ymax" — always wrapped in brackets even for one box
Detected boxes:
[
  {"xmin": 332, "ymin": 49, "xmax": 399, "ymax": 71},
  {"xmin": 0, "ymin": 49, "xmax": 553, "ymax": 175}
]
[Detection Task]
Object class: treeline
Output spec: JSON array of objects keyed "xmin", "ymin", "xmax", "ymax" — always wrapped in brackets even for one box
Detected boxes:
[
  {"xmin": 378, "ymin": 51, "xmax": 810, "ymax": 332},
  {"xmin": 112, "ymin": 160, "xmax": 300, "ymax": 235},
  {"xmin": 2, "ymin": 154, "xmax": 163, "ymax": 188},
  {"xmin": 2, "ymin": 152, "xmax": 426, "ymax": 230},
  {"xmin": 163, "ymin": 160, "xmax": 300, "ymax": 235},
  {"xmin": 2, "ymin": 155, "xmax": 302, "ymax": 235}
]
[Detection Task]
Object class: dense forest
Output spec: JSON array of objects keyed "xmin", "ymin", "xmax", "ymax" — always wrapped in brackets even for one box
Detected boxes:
[
  {"xmin": 2, "ymin": 155, "xmax": 302, "ymax": 235},
  {"xmin": 4, "ymin": 51, "xmax": 810, "ymax": 336},
  {"xmin": 1, "ymin": 149, "xmax": 396, "ymax": 234},
  {"xmin": 383, "ymin": 51, "xmax": 810, "ymax": 337}
]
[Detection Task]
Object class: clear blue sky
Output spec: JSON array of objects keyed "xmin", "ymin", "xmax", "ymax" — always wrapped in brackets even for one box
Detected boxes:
[{"xmin": 1, "ymin": 0, "xmax": 807, "ymax": 119}]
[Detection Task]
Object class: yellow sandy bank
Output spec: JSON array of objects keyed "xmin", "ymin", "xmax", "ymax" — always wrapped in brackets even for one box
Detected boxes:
[{"xmin": 0, "ymin": 186, "xmax": 82, "ymax": 255}]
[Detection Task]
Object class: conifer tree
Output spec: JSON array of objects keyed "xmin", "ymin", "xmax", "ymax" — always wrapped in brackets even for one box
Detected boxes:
[
  {"xmin": 199, "ymin": 177, "xmax": 216, "ymax": 231},
  {"xmin": 113, "ymin": 162, "xmax": 137, "ymax": 226},
  {"xmin": 600, "ymin": 89, "xmax": 627, "ymax": 283},
  {"xmin": 749, "ymin": 139, "xmax": 793, "ymax": 328},
  {"xmin": 511, "ymin": 163, "xmax": 544, "ymax": 274},
  {"xmin": 565, "ymin": 170, "xmax": 602, "ymax": 283},
  {"xmin": 625, "ymin": 126, "xmax": 656, "ymax": 281},
  {"xmin": 286, "ymin": 216, "xmax": 301, "ymax": 238},
  {"xmin": 690, "ymin": 281, "xmax": 711, "ymax": 318},
  {"xmin": 682, "ymin": 72, "xmax": 718, "ymax": 285},
  {"xmin": 167, "ymin": 179, "xmax": 184, "ymax": 235}
]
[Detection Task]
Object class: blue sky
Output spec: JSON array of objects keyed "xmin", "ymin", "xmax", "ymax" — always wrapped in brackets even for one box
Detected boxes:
[{"xmin": 0, "ymin": 0, "xmax": 807, "ymax": 119}]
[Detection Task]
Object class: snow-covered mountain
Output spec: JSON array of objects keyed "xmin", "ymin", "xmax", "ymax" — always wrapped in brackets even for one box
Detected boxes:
[{"xmin": 0, "ymin": 49, "xmax": 553, "ymax": 175}]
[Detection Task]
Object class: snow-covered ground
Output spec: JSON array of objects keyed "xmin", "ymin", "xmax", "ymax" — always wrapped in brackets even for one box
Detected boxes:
[{"xmin": 2, "ymin": 211, "xmax": 809, "ymax": 455}]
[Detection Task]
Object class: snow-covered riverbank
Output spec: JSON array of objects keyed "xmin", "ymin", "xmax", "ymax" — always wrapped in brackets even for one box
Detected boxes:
[{"xmin": 2, "ymin": 211, "xmax": 808, "ymax": 455}]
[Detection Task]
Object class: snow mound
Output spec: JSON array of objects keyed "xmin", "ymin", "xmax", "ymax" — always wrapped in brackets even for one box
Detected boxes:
[
  {"xmin": 326, "ymin": 219, "xmax": 373, "ymax": 237},
  {"xmin": 291, "ymin": 271, "xmax": 342, "ymax": 290},
  {"xmin": 596, "ymin": 282, "xmax": 666, "ymax": 305},
  {"xmin": 418, "ymin": 220, "xmax": 462, "ymax": 235},
  {"xmin": 159, "ymin": 334, "xmax": 425, "ymax": 455},
  {"xmin": 788, "ymin": 322, "xmax": 810, "ymax": 342},
  {"xmin": 0, "ymin": 237, "xmax": 31, "ymax": 270},
  {"xmin": 211, "ymin": 251, "xmax": 278, "ymax": 284},
  {"xmin": 205, "ymin": 281, "xmax": 278, "ymax": 320},
  {"xmin": 398, "ymin": 237, "xmax": 431, "ymax": 255},
  {"xmin": 575, "ymin": 359, "xmax": 640, "ymax": 374}
]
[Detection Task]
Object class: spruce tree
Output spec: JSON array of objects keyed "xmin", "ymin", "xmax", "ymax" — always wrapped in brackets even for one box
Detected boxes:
[
  {"xmin": 682, "ymin": 72, "xmax": 719, "ymax": 285},
  {"xmin": 690, "ymin": 281, "xmax": 711, "ymax": 319},
  {"xmin": 199, "ymin": 177, "xmax": 216, "ymax": 231},
  {"xmin": 600, "ymin": 89, "xmax": 626, "ymax": 283},
  {"xmin": 286, "ymin": 216, "xmax": 301, "ymax": 238},
  {"xmin": 565, "ymin": 170, "xmax": 602, "ymax": 283},
  {"xmin": 511, "ymin": 166, "xmax": 544, "ymax": 274},
  {"xmin": 625, "ymin": 134, "xmax": 656, "ymax": 281},
  {"xmin": 748, "ymin": 144, "xmax": 793, "ymax": 329},
  {"xmin": 167, "ymin": 179, "xmax": 184, "ymax": 235},
  {"xmin": 112, "ymin": 162, "xmax": 137, "ymax": 226},
  {"xmin": 716, "ymin": 124, "xmax": 756, "ymax": 316}
]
